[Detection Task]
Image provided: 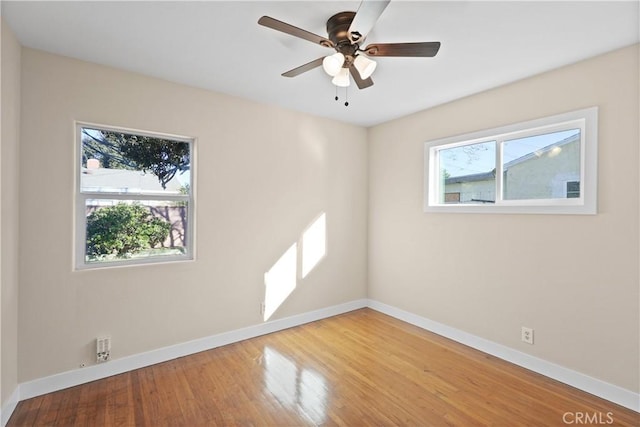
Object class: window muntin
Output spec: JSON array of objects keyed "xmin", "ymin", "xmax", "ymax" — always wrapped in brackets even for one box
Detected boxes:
[
  {"xmin": 76, "ymin": 123, "xmax": 194, "ymax": 269},
  {"xmin": 425, "ymin": 107, "xmax": 597, "ymax": 214}
]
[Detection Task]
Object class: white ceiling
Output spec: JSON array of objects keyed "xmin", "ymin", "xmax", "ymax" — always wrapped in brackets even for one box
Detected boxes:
[{"xmin": 2, "ymin": 1, "xmax": 639, "ymax": 127}]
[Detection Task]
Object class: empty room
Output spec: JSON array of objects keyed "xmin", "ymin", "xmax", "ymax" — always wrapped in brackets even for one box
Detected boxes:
[{"xmin": 1, "ymin": 1, "xmax": 639, "ymax": 425}]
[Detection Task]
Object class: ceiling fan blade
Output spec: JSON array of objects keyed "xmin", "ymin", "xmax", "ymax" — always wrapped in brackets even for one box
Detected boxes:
[
  {"xmin": 364, "ymin": 42, "xmax": 441, "ymax": 57},
  {"xmin": 258, "ymin": 16, "xmax": 334, "ymax": 48},
  {"xmin": 347, "ymin": 0, "xmax": 391, "ymax": 43},
  {"xmin": 282, "ymin": 57, "xmax": 324, "ymax": 78},
  {"xmin": 349, "ymin": 66, "xmax": 374, "ymax": 89}
]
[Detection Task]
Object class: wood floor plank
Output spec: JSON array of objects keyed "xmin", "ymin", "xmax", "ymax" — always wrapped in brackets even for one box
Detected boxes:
[{"xmin": 8, "ymin": 308, "xmax": 639, "ymax": 426}]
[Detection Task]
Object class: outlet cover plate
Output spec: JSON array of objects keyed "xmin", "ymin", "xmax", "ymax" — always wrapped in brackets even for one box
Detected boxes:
[{"xmin": 521, "ymin": 327, "xmax": 534, "ymax": 344}]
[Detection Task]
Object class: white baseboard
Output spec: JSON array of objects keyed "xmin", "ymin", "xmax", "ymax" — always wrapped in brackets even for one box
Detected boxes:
[
  {"xmin": 367, "ymin": 299, "xmax": 640, "ymax": 413},
  {"xmin": 8, "ymin": 297, "xmax": 639, "ymax": 423},
  {"xmin": 19, "ymin": 299, "xmax": 368, "ymax": 402},
  {"xmin": 1, "ymin": 387, "xmax": 19, "ymax": 427}
]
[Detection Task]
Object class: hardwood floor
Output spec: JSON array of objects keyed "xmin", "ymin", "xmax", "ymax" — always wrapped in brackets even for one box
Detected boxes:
[{"xmin": 9, "ymin": 308, "xmax": 639, "ymax": 426}]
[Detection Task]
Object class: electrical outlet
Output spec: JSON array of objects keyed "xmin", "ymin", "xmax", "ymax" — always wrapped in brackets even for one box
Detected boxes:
[
  {"xmin": 260, "ymin": 302, "xmax": 266, "ymax": 316},
  {"xmin": 521, "ymin": 327, "xmax": 534, "ymax": 345},
  {"xmin": 96, "ymin": 336, "xmax": 111, "ymax": 363}
]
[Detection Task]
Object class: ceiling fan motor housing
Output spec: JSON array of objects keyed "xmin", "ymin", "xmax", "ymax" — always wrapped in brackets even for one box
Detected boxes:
[{"xmin": 326, "ymin": 11, "xmax": 359, "ymax": 64}]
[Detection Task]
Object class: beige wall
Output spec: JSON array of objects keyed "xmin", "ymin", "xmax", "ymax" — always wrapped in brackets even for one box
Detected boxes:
[
  {"xmin": 1, "ymin": 18, "xmax": 21, "ymax": 406},
  {"xmin": 368, "ymin": 44, "xmax": 640, "ymax": 392},
  {"xmin": 18, "ymin": 48, "xmax": 368, "ymax": 382}
]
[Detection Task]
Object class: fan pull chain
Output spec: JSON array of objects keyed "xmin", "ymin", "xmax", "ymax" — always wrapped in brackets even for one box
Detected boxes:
[{"xmin": 333, "ymin": 86, "xmax": 349, "ymax": 106}]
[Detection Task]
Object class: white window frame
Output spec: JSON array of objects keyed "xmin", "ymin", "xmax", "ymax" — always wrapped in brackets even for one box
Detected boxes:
[
  {"xmin": 74, "ymin": 122, "xmax": 196, "ymax": 270},
  {"xmin": 424, "ymin": 107, "xmax": 598, "ymax": 214}
]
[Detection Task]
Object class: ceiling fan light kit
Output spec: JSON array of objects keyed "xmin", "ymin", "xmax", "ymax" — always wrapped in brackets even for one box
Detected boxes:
[
  {"xmin": 353, "ymin": 55, "xmax": 377, "ymax": 80},
  {"xmin": 258, "ymin": 0, "xmax": 440, "ymax": 103},
  {"xmin": 331, "ymin": 67, "xmax": 351, "ymax": 87},
  {"xmin": 322, "ymin": 52, "xmax": 345, "ymax": 77}
]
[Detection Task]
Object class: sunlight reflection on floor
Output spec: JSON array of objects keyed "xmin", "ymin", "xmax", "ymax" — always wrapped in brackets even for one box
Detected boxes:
[{"xmin": 264, "ymin": 346, "xmax": 328, "ymax": 425}]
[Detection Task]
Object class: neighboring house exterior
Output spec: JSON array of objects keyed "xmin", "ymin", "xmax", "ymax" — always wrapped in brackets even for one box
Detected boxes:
[
  {"xmin": 443, "ymin": 171, "xmax": 496, "ymax": 204},
  {"xmin": 502, "ymin": 134, "xmax": 580, "ymax": 200},
  {"xmin": 81, "ymin": 167, "xmax": 183, "ymax": 194},
  {"xmin": 443, "ymin": 133, "xmax": 580, "ymax": 203}
]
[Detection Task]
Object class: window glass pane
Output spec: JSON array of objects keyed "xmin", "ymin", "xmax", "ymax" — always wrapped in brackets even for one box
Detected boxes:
[
  {"xmin": 502, "ymin": 129, "xmax": 580, "ymax": 200},
  {"xmin": 85, "ymin": 200, "xmax": 188, "ymax": 264},
  {"xmin": 80, "ymin": 127, "xmax": 190, "ymax": 195},
  {"xmin": 438, "ymin": 141, "xmax": 496, "ymax": 204}
]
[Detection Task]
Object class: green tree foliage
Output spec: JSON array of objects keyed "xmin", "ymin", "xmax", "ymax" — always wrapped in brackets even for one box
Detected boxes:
[
  {"xmin": 107, "ymin": 133, "xmax": 190, "ymax": 189},
  {"xmin": 86, "ymin": 204, "xmax": 171, "ymax": 259},
  {"xmin": 82, "ymin": 129, "xmax": 190, "ymax": 189}
]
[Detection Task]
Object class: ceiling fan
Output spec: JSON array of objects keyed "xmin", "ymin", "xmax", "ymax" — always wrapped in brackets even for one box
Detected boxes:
[{"xmin": 258, "ymin": 0, "xmax": 441, "ymax": 91}]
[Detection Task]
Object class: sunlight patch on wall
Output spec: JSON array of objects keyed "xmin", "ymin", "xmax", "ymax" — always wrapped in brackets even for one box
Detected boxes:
[
  {"xmin": 263, "ymin": 212, "xmax": 328, "ymax": 321},
  {"xmin": 264, "ymin": 243, "xmax": 297, "ymax": 321},
  {"xmin": 301, "ymin": 213, "xmax": 326, "ymax": 279}
]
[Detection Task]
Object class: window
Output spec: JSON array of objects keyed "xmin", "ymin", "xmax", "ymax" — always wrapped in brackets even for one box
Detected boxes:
[
  {"xmin": 76, "ymin": 123, "xmax": 195, "ymax": 269},
  {"xmin": 424, "ymin": 107, "xmax": 597, "ymax": 214}
]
